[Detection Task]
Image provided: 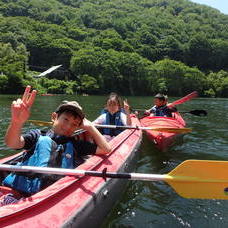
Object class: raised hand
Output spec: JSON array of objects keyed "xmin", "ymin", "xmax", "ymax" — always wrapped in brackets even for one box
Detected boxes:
[
  {"xmin": 123, "ymin": 99, "xmax": 130, "ymax": 114},
  {"xmin": 11, "ymin": 85, "xmax": 37, "ymax": 125},
  {"xmin": 79, "ymin": 118, "xmax": 93, "ymax": 131},
  {"xmin": 123, "ymin": 99, "xmax": 132, "ymax": 125}
]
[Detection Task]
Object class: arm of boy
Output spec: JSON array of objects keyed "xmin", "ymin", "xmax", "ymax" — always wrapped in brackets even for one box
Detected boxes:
[
  {"xmin": 145, "ymin": 106, "xmax": 157, "ymax": 116},
  {"xmin": 80, "ymin": 118, "xmax": 111, "ymax": 155},
  {"xmin": 144, "ymin": 110, "xmax": 151, "ymax": 116},
  {"xmin": 5, "ymin": 86, "xmax": 37, "ymax": 149},
  {"xmin": 166, "ymin": 103, "xmax": 177, "ymax": 113}
]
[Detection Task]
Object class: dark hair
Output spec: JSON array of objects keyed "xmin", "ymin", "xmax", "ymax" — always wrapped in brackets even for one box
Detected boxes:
[
  {"xmin": 55, "ymin": 101, "xmax": 85, "ymax": 123},
  {"xmin": 154, "ymin": 93, "xmax": 168, "ymax": 101},
  {"xmin": 105, "ymin": 92, "xmax": 123, "ymax": 108}
]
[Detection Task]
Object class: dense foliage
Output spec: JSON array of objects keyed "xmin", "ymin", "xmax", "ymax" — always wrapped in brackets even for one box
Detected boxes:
[{"xmin": 0, "ymin": 0, "xmax": 228, "ymax": 96}]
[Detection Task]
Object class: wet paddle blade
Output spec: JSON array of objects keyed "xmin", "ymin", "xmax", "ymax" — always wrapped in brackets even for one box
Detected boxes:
[
  {"xmin": 150, "ymin": 127, "xmax": 192, "ymax": 134},
  {"xmin": 166, "ymin": 160, "xmax": 228, "ymax": 199},
  {"xmin": 27, "ymin": 120, "xmax": 52, "ymax": 126},
  {"xmin": 189, "ymin": 110, "xmax": 207, "ymax": 116},
  {"xmin": 180, "ymin": 109, "xmax": 207, "ymax": 116}
]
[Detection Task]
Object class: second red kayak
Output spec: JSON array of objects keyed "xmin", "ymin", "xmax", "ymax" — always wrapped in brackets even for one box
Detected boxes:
[{"xmin": 140, "ymin": 113, "xmax": 186, "ymax": 151}]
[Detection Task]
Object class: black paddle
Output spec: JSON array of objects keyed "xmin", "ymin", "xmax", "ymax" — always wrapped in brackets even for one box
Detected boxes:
[{"xmin": 180, "ymin": 110, "xmax": 207, "ymax": 116}]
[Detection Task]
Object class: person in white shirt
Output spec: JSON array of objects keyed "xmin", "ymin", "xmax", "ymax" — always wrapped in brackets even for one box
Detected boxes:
[{"xmin": 93, "ymin": 93, "xmax": 131, "ymax": 141}]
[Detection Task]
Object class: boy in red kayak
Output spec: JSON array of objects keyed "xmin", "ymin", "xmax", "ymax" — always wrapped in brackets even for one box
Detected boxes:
[
  {"xmin": 144, "ymin": 93, "xmax": 177, "ymax": 117},
  {"xmin": 1, "ymin": 85, "xmax": 111, "ymax": 206}
]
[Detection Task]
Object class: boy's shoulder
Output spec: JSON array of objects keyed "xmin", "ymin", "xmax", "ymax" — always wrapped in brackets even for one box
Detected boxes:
[{"xmin": 23, "ymin": 129, "xmax": 42, "ymax": 150}]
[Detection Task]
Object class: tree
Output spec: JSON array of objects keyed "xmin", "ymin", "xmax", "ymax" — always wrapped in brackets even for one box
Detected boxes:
[
  {"xmin": 154, "ymin": 59, "xmax": 205, "ymax": 96},
  {"xmin": 0, "ymin": 42, "xmax": 28, "ymax": 93},
  {"xmin": 187, "ymin": 34, "xmax": 213, "ymax": 70},
  {"xmin": 79, "ymin": 74, "xmax": 99, "ymax": 93},
  {"xmin": 205, "ymin": 70, "xmax": 228, "ymax": 97}
]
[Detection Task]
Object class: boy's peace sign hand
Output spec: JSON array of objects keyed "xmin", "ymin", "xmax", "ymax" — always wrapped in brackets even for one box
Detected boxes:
[{"xmin": 11, "ymin": 85, "xmax": 37, "ymax": 125}]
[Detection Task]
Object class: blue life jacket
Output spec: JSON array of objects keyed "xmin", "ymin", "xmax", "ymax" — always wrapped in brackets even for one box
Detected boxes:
[
  {"xmin": 150, "ymin": 105, "xmax": 172, "ymax": 117},
  {"xmin": 100, "ymin": 108, "xmax": 126, "ymax": 114},
  {"xmin": 3, "ymin": 135, "xmax": 75, "ymax": 195},
  {"xmin": 100, "ymin": 110, "xmax": 125, "ymax": 136}
]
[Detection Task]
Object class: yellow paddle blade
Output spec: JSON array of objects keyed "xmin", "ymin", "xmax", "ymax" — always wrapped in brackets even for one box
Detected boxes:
[
  {"xmin": 150, "ymin": 127, "xmax": 192, "ymax": 134},
  {"xmin": 165, "ymin": 160, "xmax": 228, "ymax": 199},
  {"xmin": 27, "ymin": 120, "xmax": 53, "ymax": 127}
]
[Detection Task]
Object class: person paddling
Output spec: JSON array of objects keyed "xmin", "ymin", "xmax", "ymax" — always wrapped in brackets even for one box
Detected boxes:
[
  {"xmin": 145, "ymin": 93, "xmax": 177, "ymax": 117},
  {"xmin": 1, "ymin": 85, "xmax": 111, "ymax": 206},
  {"xmin": 93, "ymin": 92, "xmax": 131, "ymax": 141}
]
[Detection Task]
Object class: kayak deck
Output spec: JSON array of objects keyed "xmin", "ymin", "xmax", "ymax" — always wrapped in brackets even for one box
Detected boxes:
[
  {"xmin": 0, "ymin": 115, "xmax": 142, "ymax": 228},
  {"xmin": 140, "ymin": 113, "xmax": 186, "ymax": 151}
]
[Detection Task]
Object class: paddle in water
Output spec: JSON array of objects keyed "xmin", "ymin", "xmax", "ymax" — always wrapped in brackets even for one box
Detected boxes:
[
  {"xmin": 180, "ymin": 109, "xmax": 207, "ymax": 116},
  {"xmin": 0, "ymin": 159, "xmax": 228, "ymax": 199}
]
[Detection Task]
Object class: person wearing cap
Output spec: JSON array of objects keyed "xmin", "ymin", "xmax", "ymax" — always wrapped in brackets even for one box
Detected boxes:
[
  {"xmin": 144, "ymin": 93, "xmax": 177, "ymax": 117},
  {"xmin": 2, "ymin": 85, "xmax": 111, "ymax": 205}
]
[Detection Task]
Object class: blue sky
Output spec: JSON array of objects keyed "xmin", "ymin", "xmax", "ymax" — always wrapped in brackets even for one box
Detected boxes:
[{"xmin": 190, "ymin": 0, "xmax": 228, "ymax": 15}]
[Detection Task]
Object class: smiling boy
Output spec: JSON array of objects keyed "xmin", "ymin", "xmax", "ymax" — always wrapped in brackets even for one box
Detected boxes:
[
  {"xmin": 1, "ymin": 85, "xmax": 111, "ymax": 205},
  {"xmin": 145, "ymin": 93, "xmax": 177, "ymax": 117}
]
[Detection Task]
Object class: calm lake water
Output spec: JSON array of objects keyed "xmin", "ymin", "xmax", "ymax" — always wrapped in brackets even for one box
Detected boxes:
[{"xmin": 0, "ymin": 94, "xmax": 228, "ymax": 227}]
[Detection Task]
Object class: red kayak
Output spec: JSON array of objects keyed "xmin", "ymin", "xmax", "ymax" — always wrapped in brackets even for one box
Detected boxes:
[
  {"xmin": 140, "ymin": 112, "xmax": 186, "ymax": 151},
  {"xmin": 0, "ymin": 115, "xmax": 142, "ymax": 227}
]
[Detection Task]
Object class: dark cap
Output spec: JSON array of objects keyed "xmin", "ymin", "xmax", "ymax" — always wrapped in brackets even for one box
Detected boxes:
[
  {"xmin": 55, "ymin": 101, "xmax": 85, "ymax": 120},
  {"xmin": 154, "ymin": 93, "xmax": 168, "ymax": 100}
]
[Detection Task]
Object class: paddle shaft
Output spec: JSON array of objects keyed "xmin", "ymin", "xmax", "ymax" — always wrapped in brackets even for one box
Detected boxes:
[
  {"xmin": 27, "ymin": 120, "xmax": 154, "ymax": 130},
  {"xmin": 0, "ymin": 160, "xmax": 227, "ymax": 182},
  {"xmin": 2, "ymin": 160, "xmax": 228, "ymax": 199},
  {"xmin": 96, "ymin": 125, "xmax": 191, "ymax": 133},
  {"xmin": 96, "ymin": 124, "xmax": 152, "ymax": 130},
  {"xmin": 168, "ymin": 91, "xmax": 198, "ymax": 107},
  {"xmin": 27, "ymin": 120, "xmax": 191, "ymax": 133},
  {"xmin": 0, "ymin": 164, "xmax": 165, "ymax": 181}
]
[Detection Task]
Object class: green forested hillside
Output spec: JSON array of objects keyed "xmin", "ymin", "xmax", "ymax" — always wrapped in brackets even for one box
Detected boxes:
[{"xmin": 0, "ymin": 0, "xmax": 228, "ymax": 96}]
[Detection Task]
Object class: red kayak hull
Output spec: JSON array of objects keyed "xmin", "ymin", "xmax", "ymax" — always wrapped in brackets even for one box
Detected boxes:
[
  {"xmin": 0, "ymin": 116, "xmax": 142, "ymax": 228},
  {"xmin": 140, "ymin": 113, "xmax": 186, "ymax": 151}
]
